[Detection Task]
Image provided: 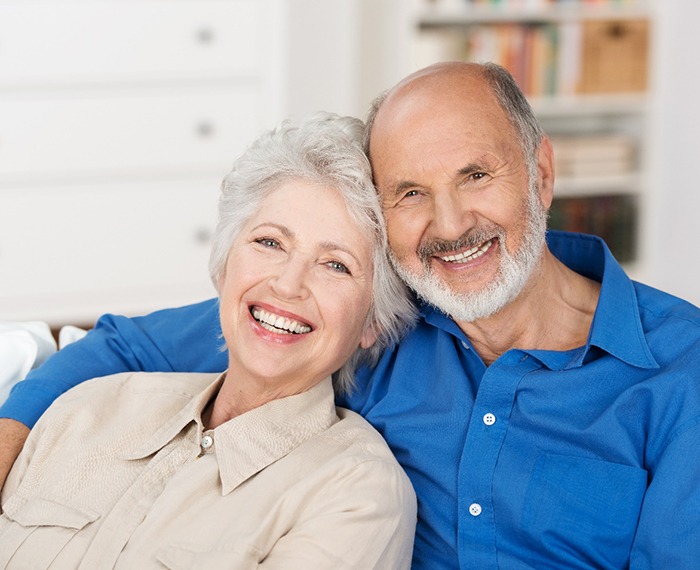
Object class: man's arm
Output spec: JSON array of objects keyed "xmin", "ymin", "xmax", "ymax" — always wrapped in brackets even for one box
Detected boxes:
[
  {"xmin": 630, "ymin": 420, "xmax": 700, "ymax": 568},
  {"xmin": 0, "ymin": 419, "xmax": 29, "ymax": 498},
  {"xmin": 0, "ymin": 298, "xmax": 225, "ymax": 489}
]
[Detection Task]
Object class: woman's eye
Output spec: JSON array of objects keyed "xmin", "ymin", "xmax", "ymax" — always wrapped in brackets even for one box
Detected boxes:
[
  {"xmin": 254, "ymin": 238, "xmax": 282, "ymax": 249},
  {"xmin": 326, "ymin": 260, "xmax": 350, "ymax": 274},
  {"xmin": 255, "ymin": 238, "xmax": 280, "ymax": 249}
]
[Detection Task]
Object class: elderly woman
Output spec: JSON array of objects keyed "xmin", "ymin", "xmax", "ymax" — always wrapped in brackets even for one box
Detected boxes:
[{"xmin": 0, "ymin": 114, "xmax": 417, "ymax": 568}]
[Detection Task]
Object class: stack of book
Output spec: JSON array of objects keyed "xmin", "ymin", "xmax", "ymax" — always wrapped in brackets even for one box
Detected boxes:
[
  {"xmin": 550, "ymin": 134, "xmax": 636, "ymax": 178},
  {"xmin": 549, "ymin": 195, "xmax": 637, "ymax": 262}
]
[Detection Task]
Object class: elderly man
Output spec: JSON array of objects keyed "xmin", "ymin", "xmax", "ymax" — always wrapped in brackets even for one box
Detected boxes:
[{"xmin": 2, "ymin": 63, "xmax": 700, "ymax": 568}]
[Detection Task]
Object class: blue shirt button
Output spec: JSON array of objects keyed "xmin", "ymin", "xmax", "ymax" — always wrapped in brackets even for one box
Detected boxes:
[{"xmin": 483, "ymin": 413, "xmax": 496, "ymax": 426}]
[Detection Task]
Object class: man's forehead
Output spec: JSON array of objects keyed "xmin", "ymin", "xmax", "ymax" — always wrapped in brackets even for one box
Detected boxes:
[{"xmin": 371, "ymin": 81, "xmax": 505, "ymax": 149}]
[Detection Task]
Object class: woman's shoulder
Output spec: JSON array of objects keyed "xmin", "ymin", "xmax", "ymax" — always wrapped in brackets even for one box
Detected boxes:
[
  {"xmin": 54, "ymin": 371, "xmax": 217, "ymax": 404},
  {"xmin": 314, "ymin": 407, "xmax": 410, "ymax": 477},
  {"xmin": 295, "ymin": 406, "xmax": 416, "ymax": 514},
  {"xmin": 38, "ymin": 371, "xmax": 219, "ymax": 432}
]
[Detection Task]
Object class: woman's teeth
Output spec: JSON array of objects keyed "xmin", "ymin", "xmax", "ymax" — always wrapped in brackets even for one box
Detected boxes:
[
  {"xmin": 251, "ymin": 307, "xmax": 311, "ymax": 334},
  {"xmin": 440, "ymin": 239, "xmax": 493, "ymax": 263}
]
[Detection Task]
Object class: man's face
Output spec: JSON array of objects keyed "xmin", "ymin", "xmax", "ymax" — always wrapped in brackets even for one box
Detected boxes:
[{"xmin": 369, "ymin": 75, "xmax": 551, "ymax": 322}]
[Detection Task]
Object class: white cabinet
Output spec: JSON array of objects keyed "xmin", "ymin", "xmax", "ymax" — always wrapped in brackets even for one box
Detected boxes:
[
  {"xmin": 0, "ymin": 178, "xmax": 221, "ymax": 324},
  {"xmin": 405, "ymin": 0, "xmax": 653, "ymax": 278},
  {"xmin": 0, "ymin": 0, "xmax": 286, "ymax": 325}
]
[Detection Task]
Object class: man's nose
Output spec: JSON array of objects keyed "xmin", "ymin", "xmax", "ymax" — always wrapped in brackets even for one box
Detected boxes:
[
  {"xmin": 430, "ymin": 191, "xmax": 474, "ymax": 241},
  {"xmin": 269, "ymin": 254, "xmax": 310, "ymax": 300}
]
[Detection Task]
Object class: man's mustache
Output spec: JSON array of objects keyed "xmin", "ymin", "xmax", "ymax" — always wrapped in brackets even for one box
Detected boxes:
[{"xmin": 416, "ymin": 226, "xmax": 503, "ymax": 263}]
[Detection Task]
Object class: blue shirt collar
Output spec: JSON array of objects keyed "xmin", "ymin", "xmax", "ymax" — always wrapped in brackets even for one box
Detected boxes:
[{"xmin": 417, "ymin": 231, "xmax": 658, "ymax": 370}]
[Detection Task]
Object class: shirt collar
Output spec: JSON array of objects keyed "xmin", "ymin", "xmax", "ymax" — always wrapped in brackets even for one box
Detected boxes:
[
  {"xmin": 124, "ymin": 374, "xmax": 338, "ymax": 495},
  {"xmin": 215, "ymin": 377, "xmax": 337, "ymax": 495},
  {"xmin": 547, "ymin": 231, "xmax": 657, "ymax": 369},
  {"xmin": 417, "ymin": 231, "xmax": 658, "ymax": 370},
  {"xmin": 123, "ymin": 373, "xmax": 224, "ymax": 460}
]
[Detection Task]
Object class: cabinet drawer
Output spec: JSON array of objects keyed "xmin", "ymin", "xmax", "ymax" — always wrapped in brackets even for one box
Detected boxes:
[
  {"xmin": 0, "ymin": 0, "xmax": 266, "ymax": 86},
  {"xmin": 0, "ymin": 179, "xmax": 222, "ymax": 324},
  {"xmin": 0, "ymin": 86, "xmax": 262, "ymax": 182}
]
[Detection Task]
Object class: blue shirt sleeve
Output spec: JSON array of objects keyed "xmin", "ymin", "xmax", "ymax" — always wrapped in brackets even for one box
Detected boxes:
[
  {"xmin": 630, "ymin": 415, "xmax": 700, "ymax": 567},
  {"xmin": 0, "ymin": 298, "xmax": 226, "ymax": 428}
]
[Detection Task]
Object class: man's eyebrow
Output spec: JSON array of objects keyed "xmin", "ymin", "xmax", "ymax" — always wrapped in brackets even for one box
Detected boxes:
[
  {"xmin": 389, "ymin": 159, "xmax": 496, "ymax": 196},
  {"xmin": 457, "ymin": 162, "xmax": 488, "ymax": 176},
  {"xmin": 390, "ymin": 180, "xmax": 422, "ymax": 198}
]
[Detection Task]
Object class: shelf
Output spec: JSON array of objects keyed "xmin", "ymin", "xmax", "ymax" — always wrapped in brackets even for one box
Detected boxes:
[
  {"xmin": 553, "ymin": 173, "xmax": 641, "ymax": 197},
  {"xmin": 530, "ymin": 93, "xmax": 649, "ymax": 117},
  {"xmin": 418, "ymin": 2, "xmax": 652, "ymax": 27}
]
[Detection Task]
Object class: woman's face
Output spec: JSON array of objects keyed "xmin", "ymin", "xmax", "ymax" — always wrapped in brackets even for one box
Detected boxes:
[{"xmin": 218, "ymin": 180, "xmax": 377, "ymax": 395}]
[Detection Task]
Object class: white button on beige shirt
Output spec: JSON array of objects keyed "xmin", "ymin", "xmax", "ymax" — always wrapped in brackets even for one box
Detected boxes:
[{"xmin": 0, "ymin": 372, "xmax": 416, "ymax": 569}]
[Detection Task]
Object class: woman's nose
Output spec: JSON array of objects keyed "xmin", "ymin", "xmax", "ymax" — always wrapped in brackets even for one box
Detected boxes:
[{"xmin": 269, "ymin": 255, "xmax": 309, "ymax": 300}]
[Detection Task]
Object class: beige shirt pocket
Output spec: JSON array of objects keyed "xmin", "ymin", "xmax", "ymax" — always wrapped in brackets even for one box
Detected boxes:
[
  {"xmin": 156, "ymin": 543, "xmax": 262, "ymax": 570},
  {"xmin": 0, "ymin": 496, "xmax": 99, "ymax": 569}
]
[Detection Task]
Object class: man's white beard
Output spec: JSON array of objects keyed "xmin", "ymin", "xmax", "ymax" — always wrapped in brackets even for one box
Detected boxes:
[{"xmin": 389, "ymin": 183, "xmax": 548, "ymax": 323}]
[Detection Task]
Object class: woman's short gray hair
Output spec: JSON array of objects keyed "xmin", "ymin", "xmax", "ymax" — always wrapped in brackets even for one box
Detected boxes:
[{"xmin": 209, "ymin": 112, "xmax": 417, "ymax": 394}]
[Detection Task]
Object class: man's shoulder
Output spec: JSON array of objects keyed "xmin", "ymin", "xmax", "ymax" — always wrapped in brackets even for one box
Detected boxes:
[{"xmin": 634, "ymin": 281, "xmax": 700, "ymax": 334}]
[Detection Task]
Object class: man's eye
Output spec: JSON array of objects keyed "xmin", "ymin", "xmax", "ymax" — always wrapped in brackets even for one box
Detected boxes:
[
  {"xmin": 403, "ymin": 189, "xmax": 419, "ymax": 198},
  {"xmin": 326, "ymin": 260, "xmax": 350, "ymax": 274},
  {"xmin": 470, "ymin": 172, "xmax": 487, "ymax": 181},
  {"xmin": 255, "ymin": 238, "xmax": 280, "ymax": 248}
]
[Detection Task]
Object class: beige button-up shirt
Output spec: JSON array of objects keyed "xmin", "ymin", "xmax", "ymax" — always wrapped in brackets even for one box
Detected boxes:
[{"xmin": 0, "ymin": 372, "xmax": 416, "ymax": 569}]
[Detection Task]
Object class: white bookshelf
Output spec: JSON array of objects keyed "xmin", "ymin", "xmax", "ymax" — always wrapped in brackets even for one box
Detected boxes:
[
  {"xmin": 417, "ymin": 2, "xmax": 651, "ymax": 25},
  {"xmin": 405, "ymin": 0, "xmax": 654, "ymax": 274}
]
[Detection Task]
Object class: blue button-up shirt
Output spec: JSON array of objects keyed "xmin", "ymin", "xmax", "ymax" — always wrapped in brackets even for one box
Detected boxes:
[
  {"xmin": 4, "ymin": 231, "xmax": 700, "ymax": 568},
  {"xmin": 340, "ymin": 231, "xmax": 700, "ymax": 569}
]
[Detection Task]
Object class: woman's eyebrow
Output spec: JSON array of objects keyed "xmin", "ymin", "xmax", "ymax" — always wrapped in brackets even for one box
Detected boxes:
[
  {"xmin": 249, "ymin": 222, "xmax": 293, "ymax": 238},
  {"xmin": 318, "ymin": 241, "xmax": 364, "ymax": 266}
]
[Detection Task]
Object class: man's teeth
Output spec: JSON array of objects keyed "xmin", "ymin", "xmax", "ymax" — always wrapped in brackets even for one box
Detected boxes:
[
  {"xmin": 251, "ymin": 308, "xmax": 311, "ymax": 335},
  {"xmin": 440, "ymin": 239, "xmax": 493, "ymax": 263}
]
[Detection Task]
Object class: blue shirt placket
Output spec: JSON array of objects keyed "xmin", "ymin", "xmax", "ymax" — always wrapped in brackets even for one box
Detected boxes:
[{"xmin": 457, "ymin": 350, "xmax": 541, "ymax": 570}]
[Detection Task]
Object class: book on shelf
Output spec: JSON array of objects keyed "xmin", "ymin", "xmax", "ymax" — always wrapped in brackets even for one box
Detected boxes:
[
  {"xmin": 415, "ymin": 6, "xmax": 649, "ymax": 97},
  {"xmin": 460, "ymin": 1, "xmax": 643, "ymax": 6},
  {"xmin": 548, "ymin": 194, "xmax": 637, "ymax": 262}
]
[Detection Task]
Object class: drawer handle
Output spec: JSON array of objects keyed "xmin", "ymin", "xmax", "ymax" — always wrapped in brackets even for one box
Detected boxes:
[
  {"xmin": 196, "ymin": 122, "xmax": 215, "ymax": 139},
  {"xmin": 196, "ymin": 28, "xmax": 215, "ymax": 45},
  {"xmin": 194, "ymin": 228, "xmax": 212, "ymax": 245}
]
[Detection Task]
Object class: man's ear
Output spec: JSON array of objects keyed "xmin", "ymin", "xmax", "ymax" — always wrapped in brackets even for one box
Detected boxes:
[
  {"xmin": 359, "ymin": 324, "xmax": 379, "ymax": 350},
  {"xmin": 536, "ymin": 136, "xmax": 555, "ymax": 209}
]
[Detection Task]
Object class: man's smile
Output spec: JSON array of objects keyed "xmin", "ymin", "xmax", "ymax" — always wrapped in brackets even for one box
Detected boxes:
[{"xmin": 438, "ymin": 239, "xmax": 495, "ymax": 264}]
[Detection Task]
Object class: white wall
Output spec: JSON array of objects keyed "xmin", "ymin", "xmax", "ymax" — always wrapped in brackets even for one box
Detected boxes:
[{"xmin": 646, "ymin": 0, "xmax": 700, "ymax": 305}]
